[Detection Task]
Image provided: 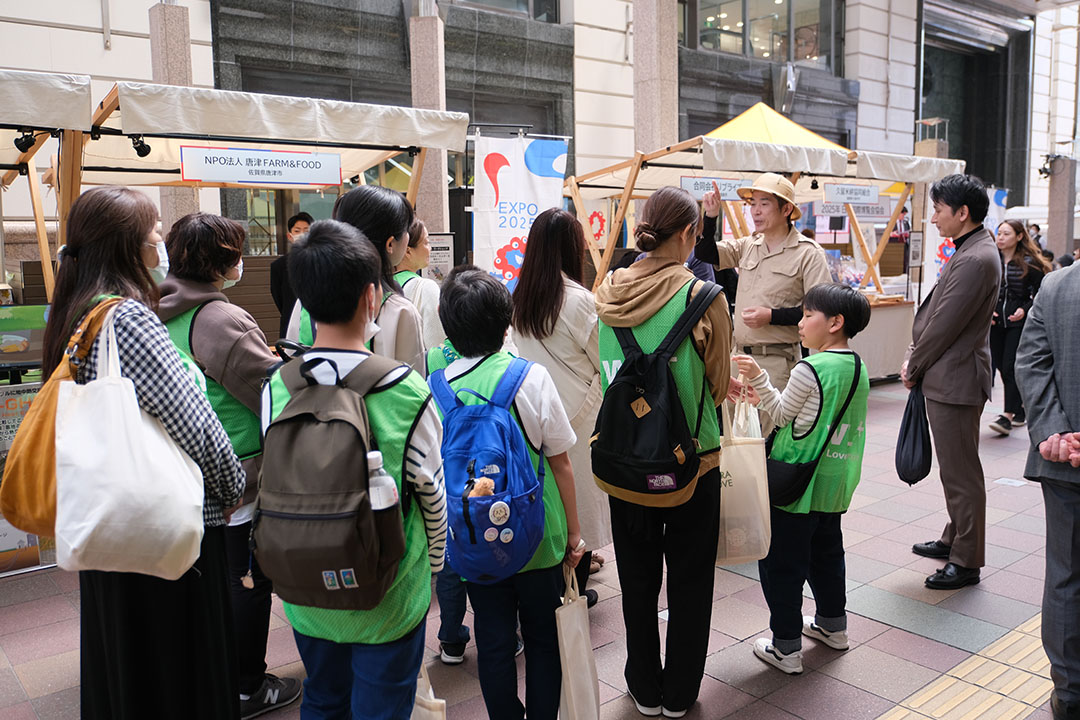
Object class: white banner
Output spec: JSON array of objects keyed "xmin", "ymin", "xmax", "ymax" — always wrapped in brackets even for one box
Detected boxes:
[
  {"xmin": 824, "ymin": 183, "xmax": 879, "ymax": 204},
  {"xmin": 180, "ymin": 146, "xmax": 342, "ymax": 185},
  {"xmin": 473, "ymin": 136, "xmax": 568, "ymax": 291},
  {"xmin": 680, "ymin": 176, "xmax": 742, "ymax": 201}
]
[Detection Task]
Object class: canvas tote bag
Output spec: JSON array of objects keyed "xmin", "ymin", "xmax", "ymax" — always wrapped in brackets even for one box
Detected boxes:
[
  {"xmin": 54, "ymin": 307, "xmax": 204, "ymax": 580},
  {"xmin": 557, "ymin": 564, "xmax": 600, "ymax": 720},
  {"xmin": 716, "ymin": 399, "xmax": 771, "ymax": 565},
  {"xmin": 410, "ymin": 664, "xmax": 447, "ymax": 720}
]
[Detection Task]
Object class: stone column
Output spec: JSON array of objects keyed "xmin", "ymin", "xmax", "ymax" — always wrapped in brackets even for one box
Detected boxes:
[
  {"xmin": 410, "ymin": 9, "xmax": 450, "ymax": 233},
  {"xmin": 633, "ymin": 0, "xmax": 679, "ymax": 151},
  {"xmin": 149, "ymin": 2, "xmax": 199, "ymax": 235},
  {"xmin": 1046, "ymin": 155, "xmax": 1076, "ymax": 258}
]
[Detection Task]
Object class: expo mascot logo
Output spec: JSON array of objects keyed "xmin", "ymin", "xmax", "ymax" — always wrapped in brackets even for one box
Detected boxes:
[{"xmin": 483, "ymin": 140, "xmax": 566, "ymax": 292}]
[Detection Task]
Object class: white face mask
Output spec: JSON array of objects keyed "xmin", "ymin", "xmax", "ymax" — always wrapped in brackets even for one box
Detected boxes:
[
  {"xmin": 222, "ymin": 258, "xmax": 243, "ymax": 289},
  {"xmin": 148, "ymin": 242, "xmax": 169, "ymax": 285}
]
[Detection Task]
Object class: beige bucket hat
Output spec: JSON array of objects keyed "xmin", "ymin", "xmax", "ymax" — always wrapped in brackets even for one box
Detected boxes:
[{"xmin": 736, "ymin": 172, "xmax": 802, "ymax": 220}]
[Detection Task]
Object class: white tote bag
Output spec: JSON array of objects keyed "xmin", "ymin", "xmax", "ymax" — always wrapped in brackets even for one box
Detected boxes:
[
  {"xmin": 54, "ymin": 308, "xmax": 204, "ymax": 580},
  {"xmin": 716, "ymin": 400, "xmax": 771, "ymax": 566},
  {"xmin": 410, "ymin": 664, "xmax": 447, "ymax": 720},
  {"xmin": 557, "ymin": 564, "xmax": 600, "ymax": 720}
]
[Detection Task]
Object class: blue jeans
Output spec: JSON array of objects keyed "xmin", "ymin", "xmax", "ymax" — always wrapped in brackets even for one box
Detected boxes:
[
  {"xmin": 435, "ymin": 558, "xmax": 470, "ymax": 644},
  {"xmin": 293, "ymin": 620, "xmax": 425, "ymax": 720},
  {"xmin": 466, "ymin": 564, "xmax": 563, "ymax": 720}
]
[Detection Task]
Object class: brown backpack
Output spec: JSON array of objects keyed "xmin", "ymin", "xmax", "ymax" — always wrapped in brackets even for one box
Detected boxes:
[
  {"xmin": 1, "ymin": 298, "xmax": 123, "ymax": 536},
  {"xmin": 253, "ymin": 353, "xmax": 408, "ymax": 610}
]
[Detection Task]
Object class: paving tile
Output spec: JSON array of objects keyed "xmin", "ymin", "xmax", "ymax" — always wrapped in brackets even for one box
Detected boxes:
[
  {"xmin": 426, "ymin": 660, "xmax": 484, "ymax": 706},
  {"xmin": 12, "ymin": 649, "xmax": 79, "ymax": 699},
  {"xmin": 447, "ymin": 693, "xmax": 488, "ymax": 719},
  {"xmin": 978, "ymin": 631, "xmax": 1051, "ymax": 678},
  {"xmin": 0, "ymin": 646, "xmax": 9, "ymax": 670},
  {"xmin": 732, "ymin": 585, "xmax": 769, "ymax": 610},
  {"xmin": 0, "ymin": 596, "xmax": 77, "ymax": 639},
  {"xmin": 679, "ymin": 673, "xmax": 756, "ymax": 718},
  {"xmin": 593, "ymin": 638, "xmax": 629, "ymax": 693},
  {"xmin": 0, "ymin": 618, "xmax": 79, "ymax": 666},
  {"xmin": 30, "ymin": 685, "xmax": 80, "ymax": 720},
  {"xmin": 938, "ymin": 587, "xmax": 1040, "ymax": 629},
  {"xmin": 703, "ymin": 640, "xmax": 802, "ymax": 698},
  {"xmin": 948, "ymin": 654, "xmax": 1053, "ymax": 707},
  {"xmin": 846, "ymin": 554, "xmax": 906, "ymax": 584},
  {"xmin": 46, "ymin": 571, "xmax": 79, "ymax": 594},
  {"xmin": 974, "ymin": 569, "xmax": 1046, "ymax": 606},
  {"xmin": 265, "ymin": 625, "xmax": 301, "ymax": 670},
  {"xmin": 994, "ymin": 512, "xmax": 1046, "ymax": 537},
  {"xmin": 880, "ymin": 521, "xmax": 949, "ymax": 548},
  {"xmin": 870, "ymin": 568, "xmax": 963, "ymax": 605},
  {"xmin": 764, "ymin": 669, "xmax": 896, "ymax": 719},
  {"xmin": 0, "ymin": 667, "xmax": 28, "ymax": 709},
  {"xmin": 874, "ymin": 708, "xmax": 934, "ymax": 720},
  {"xmin": 866, "ymin": 628, "xmax": 972, "ymax": 672},
  {"xmin": 0, "ymin": 574, "xmax": 60, "ymax": 609},
  {"xmin": 818, "ymin": 645, "xmax": 940, "ymax": 702},
  {"xmin": 845, "ymin": 613, "xmax": 891, "ymax": 644},
  {"xmin": 847, "ymin": 536, "xmax": 924, "ymax": 567},
  {"xmin": 888, "ymin": 489, "xmax": 949, "ymax": 512},
  {"xmin": 718, "ymin": 699, "xmax": 801, "ymax": 719},
  {"xmin": 985, "ymin": 544, "xmax": 1031, "ymax": 569},
  {"xmin": 854, "ymin": 481, "xmax": 909, "ymax": 500},
  {"xmin": 843, "ymin": 511, "xmax": 904, "ymax": 536},
  {"xmin": 842, "ymin": 529, "xmax": 874, "ymax": 550},
  {"xmin": 1005, "ymin": 554, "xmax": 1046, "ymax": 581},
  {"xmin": 590, "ymin": 597, "xmax": 628, "ymax": 634},
  {"xmin": 901, "ymin": 675, "xmax": 1031, "ymax": 719},
  {"xmin": 710, "ymin": 596, "xmax": 771, "ymax": 641},
  {"xmin": 985, "ymin": 526, "xmax": 1046, "ymax": 554},
  {"xmin": 713, "ymin": 568, "xmax": 759, "ymax": 599},
  {"xmin": 590, "ymin": 621, "xmax": 622, "ymax": 651},
  {"xmin": 723, "ymin": 561, "xmax": 761, "ymax": 582},
  {"xmin": 845, "ymin": 585, "xmax": 1007, "ymax": 653},
  {"xmin": 858, "ymin": 499, "xmax": 936, "ymax": 524},
  {"xmin": 984, "ymin": 506, "xmax": 1018, "ymax": 525},
  {"xmin": 911, "ymin": 511, "xmax": 950, "ymax": 532},
  {"xmin": 600, "ymin": 693, "xmax": 644, "ymax": 719},
  {"xmin": 597, "ymin": 680, "xmax": 623, "ymax": 704}
]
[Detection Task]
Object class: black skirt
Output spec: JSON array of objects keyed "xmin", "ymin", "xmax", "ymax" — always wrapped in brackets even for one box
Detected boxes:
[{"xmin": 79, "ymin": 525, "xmax": 239, "ymax": 720}]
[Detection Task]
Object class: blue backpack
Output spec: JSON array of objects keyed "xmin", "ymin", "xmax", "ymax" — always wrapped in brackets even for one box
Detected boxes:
[{"xmin": 428, "ymin": 357, "xmax": 545, "ymax": 584}]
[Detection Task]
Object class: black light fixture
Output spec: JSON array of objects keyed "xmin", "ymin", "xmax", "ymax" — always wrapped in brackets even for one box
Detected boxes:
[
  {"xmin": 131, "ymin": 135, "xmax": 152, "ymax": 158},
  {"xmin": 13, "ymin": 130, "xmax": 35, "ymax": 153},
  {"xmin": 810, "ymin": 178, "xmax": 819, "ymax": 190}
]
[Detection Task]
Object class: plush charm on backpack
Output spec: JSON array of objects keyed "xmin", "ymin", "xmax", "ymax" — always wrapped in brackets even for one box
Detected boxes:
[{"xmin": 428, "ymin": 357, "xmax": 545, "ymax": 584}]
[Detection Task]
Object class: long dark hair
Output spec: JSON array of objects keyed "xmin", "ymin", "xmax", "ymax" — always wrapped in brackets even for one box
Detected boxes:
[
  {"xmin": 512, "ymin": 208, "xmax": 586, "ymax": 339},
  {"xmin": 634, "ymin": 186, "xmax": 701, "ymax": 252},
  {"xmin": 42, "ymin": 186, "xmax": 159, "ymax": 375},
  {"xmin": 998, "ymin": 219, "xmax": 1052, "ymax": 277},
  {"xmin": 333, "ymin": 185, "xmax": 414, "ymax": 294}
]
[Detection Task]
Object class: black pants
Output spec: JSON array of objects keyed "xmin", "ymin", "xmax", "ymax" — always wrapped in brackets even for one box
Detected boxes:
[
  {"xmin": 990, "ymin": 323, "xmax": 1025, "ymax": 416},
  {"xmin": 80, "ymin": 525, "xmax": 239, "ymax": 720},
  {"xmin": 609, "ymin": 468, "xmax": 720, "ymax": 713},
  {"xmin": 758, "ymin": 508, "xmax": 846, "ymax": 646},
  {"xmin": 466, "ymin": 564, "xmax": 564, "ymax": 720},
  {"xmin": 225, "ymin": 520, "xmax": 273, "ymax": 695}
]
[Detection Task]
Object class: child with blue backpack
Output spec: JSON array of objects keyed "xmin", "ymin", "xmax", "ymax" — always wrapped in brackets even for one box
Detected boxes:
[{"xmin": 429, "ymin": 265, "xmax": 585, "ymax": 720}]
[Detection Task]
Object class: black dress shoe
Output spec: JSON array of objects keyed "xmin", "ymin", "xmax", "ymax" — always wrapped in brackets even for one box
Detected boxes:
[
  {"xmin": 925, "ymin": 562, "xmax": 980, "ymax": 589},
  {"xmin": 912, "ymin": 540, "xmax": 952, "ymax": 559}
]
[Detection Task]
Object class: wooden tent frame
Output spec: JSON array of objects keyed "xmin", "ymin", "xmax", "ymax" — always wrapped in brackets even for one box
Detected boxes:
[{"xmin": 565, "ymin": 136, "xmax": 917, "ymax": 296}]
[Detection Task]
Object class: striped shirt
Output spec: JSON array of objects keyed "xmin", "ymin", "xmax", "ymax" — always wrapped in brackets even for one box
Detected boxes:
[
  {"xmin": 77, "ymin": 299, "xmax": 245, "ymax": 526},
  {"xmin": 749, "ymin": 350, "xmax": 858, "ymax": 435}
]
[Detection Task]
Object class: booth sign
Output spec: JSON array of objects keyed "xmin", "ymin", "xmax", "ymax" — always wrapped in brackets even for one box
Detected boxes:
[
  {"xmin": 816, "ymin": 202, "xmax": 889, "ymax": 220},
  {"xmin": 823, "ymin": 183, "xmax": 879, "ymax": 204},
  {"xmin": 680, "ymin": 177, "xmax": 741, "ymax": 201},
  {"xmin": 180, "ymin": 146, "xmax": 342, "ymax": 185}
]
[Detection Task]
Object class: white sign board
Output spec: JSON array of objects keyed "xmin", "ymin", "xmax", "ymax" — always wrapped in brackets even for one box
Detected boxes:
[
  {"xmin": 180, "ymin": 146, "xmax": 342, "ymax": 185},
  {"xmin": 816, "ymin": 202, "xmax": 890, "ymax": 220},
  {"xmin": 424, "ymin": 233, "xmax": 453, "ymax": 284},
  {"xmin": 823, "ymin": 183, "xmax": 879, "ymax": 204},
  {"xmin": 680, "ymin": 176, "xmax": 742, "ymax": 201}
]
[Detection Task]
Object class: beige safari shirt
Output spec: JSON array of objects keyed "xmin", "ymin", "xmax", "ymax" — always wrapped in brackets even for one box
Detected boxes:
[{"xmin": 713, "ymin": 226, "xmax": 833, "ymax": 347}]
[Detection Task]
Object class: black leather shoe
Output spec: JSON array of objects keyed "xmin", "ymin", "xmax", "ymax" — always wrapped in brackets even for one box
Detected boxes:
[
  {"xmin": 925, "ymin": 562, "xmax": 980, "ymax": 589},
  {"xmin": 912, "ymin": 540, "xmax": 952, "ymax": 559},
  {"xmin": 1052, "ymin": 691, "xmax": 1080, "ymax": 719}
]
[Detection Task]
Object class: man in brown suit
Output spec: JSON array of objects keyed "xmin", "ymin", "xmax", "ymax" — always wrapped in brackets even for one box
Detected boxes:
[{"xmin": 902, "ymin": 174, "xmax": 1002, "ymax": 590}]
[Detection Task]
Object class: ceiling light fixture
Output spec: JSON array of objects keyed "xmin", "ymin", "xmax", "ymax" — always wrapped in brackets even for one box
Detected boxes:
[
  {"xmin": 13, "ymin": 130, "xmax": 35, "ymax": 153},
  {"xmin": 130, "ymin": 135, "xmax": 152, "ymax": 158}
]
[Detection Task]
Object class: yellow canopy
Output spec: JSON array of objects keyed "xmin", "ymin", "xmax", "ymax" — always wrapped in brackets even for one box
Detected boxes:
[{"xmin": 705, "ymin": 102, "xmax": 851, "ymax": 154}]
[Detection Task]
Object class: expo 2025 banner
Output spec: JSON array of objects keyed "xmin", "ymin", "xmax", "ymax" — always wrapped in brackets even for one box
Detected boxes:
[{"xmin": 473, "ymin": 136, "xmax": 569, "ymax": 292}]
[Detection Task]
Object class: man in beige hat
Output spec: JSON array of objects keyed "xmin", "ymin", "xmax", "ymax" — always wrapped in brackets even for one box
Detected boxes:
[{"xmin": 697, "ymin": 173, "xmax": 831, "ymax": 427}]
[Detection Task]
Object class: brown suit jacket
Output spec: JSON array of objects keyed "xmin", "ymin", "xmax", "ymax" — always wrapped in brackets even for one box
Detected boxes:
[{"xmin": 905, "ymin": 226, "xmax": 1002, "ymax": 406}]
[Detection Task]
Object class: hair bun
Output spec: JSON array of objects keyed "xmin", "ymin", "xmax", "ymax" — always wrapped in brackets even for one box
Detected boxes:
[{"xmin": 634, "ymin": 222, "xmax": 660, "ymax": 252}]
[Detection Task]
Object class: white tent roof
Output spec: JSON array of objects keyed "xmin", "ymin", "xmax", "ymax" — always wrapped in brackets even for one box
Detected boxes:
[
  {"xmin": 82, "ymin": 82, "xmax": 470, "ymax": 188},
  {"xmin": 0, "ymin": 69, "xmax": 93, "ymax": 172}
]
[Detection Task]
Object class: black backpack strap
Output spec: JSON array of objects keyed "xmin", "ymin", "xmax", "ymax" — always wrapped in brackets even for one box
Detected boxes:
[
  {"xmin": 655, "ymin": 281, "xmax": 723, "ymax": 362},
  {"xmin": 612, "ymin": 326, "xmax": 643, "ymax": 362},
  {"xmin": 811, "ymin": 353, "xmax": 862, "ymax": 465}
]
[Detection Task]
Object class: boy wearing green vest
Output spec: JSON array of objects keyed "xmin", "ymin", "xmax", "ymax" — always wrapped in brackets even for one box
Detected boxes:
[
  {"xmin": 436, "ymin": 266, "xmax": 584, "ymax": 720},
  {"xmin": 733, "ymin": 283, "xmax": 871, "ymax": 675},
  {"xmin": 264, "ymin": 220, "xmax": 448, "ymax": 719}
]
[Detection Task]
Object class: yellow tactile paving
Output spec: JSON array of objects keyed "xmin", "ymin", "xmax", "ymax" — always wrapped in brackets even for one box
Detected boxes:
[{"xmin": 875, "ymin": 615, "xmax": 1052, "ymax": 720}]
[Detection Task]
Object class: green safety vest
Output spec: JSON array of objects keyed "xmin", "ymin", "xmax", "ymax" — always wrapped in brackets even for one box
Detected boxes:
[
  {"xmin": 425, "ymin": 338, "xmax": 460, "ymax": 375},
  {"xmin": 437, "ymin": 352, "xmax": 568, "ymax": 573},
  {"xmin": 297, "ymin": 292, "xmax": 392, "ymax": 350},
  {"xmin": 265, "ymin": 354, "xmax": 432, "ymax": 644},
  {"xmin": 393, "ymin": 269, "xmax": 419, "ymax": 289},
  {"xmin": 769, "ymin": 351, "xmax": 869, "ymax": 514},
  {"xmin": 597, "ymin": 280, "xmax": 722, "ymax": 456},
  {"xmin": 165, "ymin": 303, "xmax": 261, "ymax": 460}
]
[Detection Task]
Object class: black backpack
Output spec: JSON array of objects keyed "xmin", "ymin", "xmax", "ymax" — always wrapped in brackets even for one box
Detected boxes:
[
  {"xmin": 591, "ymin": 281, "xmax": 723, "ymax": 507},
  {"xmin": 252, "ymin": 353, "xmax": 408, "ymax": 610}
]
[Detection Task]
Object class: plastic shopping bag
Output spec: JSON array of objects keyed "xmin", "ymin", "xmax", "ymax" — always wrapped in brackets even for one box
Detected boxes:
[
  {"xmin": 557, "ymin": 564, "xmax": 600, "ymax": 720},
  {"xmin": 731, "ymin": 376, "xmax": 763, "ymax": 439},
  {"xmin": 717, "ymin": 400, "xmax": 771, "ymax": 565}
]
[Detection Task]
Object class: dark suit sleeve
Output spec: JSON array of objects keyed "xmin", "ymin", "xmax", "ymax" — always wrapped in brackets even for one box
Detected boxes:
[
  {"xmin": 696, "ymin": 215, "xmax": 720, "ymax": 265},
  {"xmin": 906, "ymin": 253, "xmax": 995, "ymax": 383},
  {"xmin": 1016, "ymin": 273, "xmax": 1072, "ymax": 444},
  {"xmin": 269, "ymin": 258, "xmax": 284, "ymax": 313},
  {"xmin": 771, "ymin": 307, "xmax": 803, "ymax": 325},
  {"xmin": 1022, "ymin": 267, "xmax": 1044, "ymax": 314}
]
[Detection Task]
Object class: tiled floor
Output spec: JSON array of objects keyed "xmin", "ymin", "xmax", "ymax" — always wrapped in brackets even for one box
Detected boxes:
[{"xmin": 0, "ymin": 382, "xmax": 1058, "ymax": 719}]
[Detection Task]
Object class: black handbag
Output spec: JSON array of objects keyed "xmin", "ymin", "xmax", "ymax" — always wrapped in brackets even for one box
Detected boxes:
[
  {"xmin": 766, "ymin": 353, "xmax": 862, "ymax": 507},
  {"xmin": 895, "ymin": 383, "xmax": 932, "ymax": 485}
]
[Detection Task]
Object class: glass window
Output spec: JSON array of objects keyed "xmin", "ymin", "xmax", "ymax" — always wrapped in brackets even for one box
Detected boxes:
[
  {"xmin": 748, "ymin": 0, "xmax": 787, "ymax": 60},
  {"xmin": 793, "ymin": 0, "xmax": 828, "ymax": 67},
  {"xmin": 700, "ymin": 0, "xmax": 744, "ymax": 55},
  {"xmin": 452, "ymin": 0, "xmax": 558, "ymax": 22}
]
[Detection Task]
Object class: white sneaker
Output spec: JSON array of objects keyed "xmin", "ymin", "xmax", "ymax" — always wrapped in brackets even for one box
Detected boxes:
[
  {"xmin": 629, "ymin": 691, "xmax": 661, "ymax": 717},
  {"xmin": 753, "ymin": 637, "xmax": 803, "ymax": 674},
  {"xmin": 802, "ymin": 616, "xmax": 850, "ymax": 650},
  {"xmin": 662, "ymin": 707, "xmax": 687, "ymax": 718}
]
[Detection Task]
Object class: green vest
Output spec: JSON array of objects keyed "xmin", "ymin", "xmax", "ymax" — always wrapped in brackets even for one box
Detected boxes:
[
  {"xmin": 165, "ymin": 303, "xmax": 261, "ymax": 459},
  {"xmin": 265, "ymin": 355, "xmax": 432, "ymax": 644},
  {"xmin": 770, "ymin": 351, "xmax": 869, "ymax": 514},
  {"xmin": 394, "ymin": 270, "xmax": 419, "ymax": 289},
  {"xmin": 298, "ymin": 306, "xmax": 315, "ymax": 346},
  {"xmin": 425, "ymin": 339, "xmax": 460, "ymax": 375},
  {"xmin": 439, "ymin": 352, "xmax": 568, "ymax": 573},
  {"xmin": 597, "ymin": 281, "xmax": 721, "ymax": 455}
]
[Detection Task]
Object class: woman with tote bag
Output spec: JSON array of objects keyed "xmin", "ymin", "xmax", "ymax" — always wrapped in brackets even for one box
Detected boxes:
[{"xmin": 41, "ymin": 187, "xmax": 245, "ymax": 720}]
